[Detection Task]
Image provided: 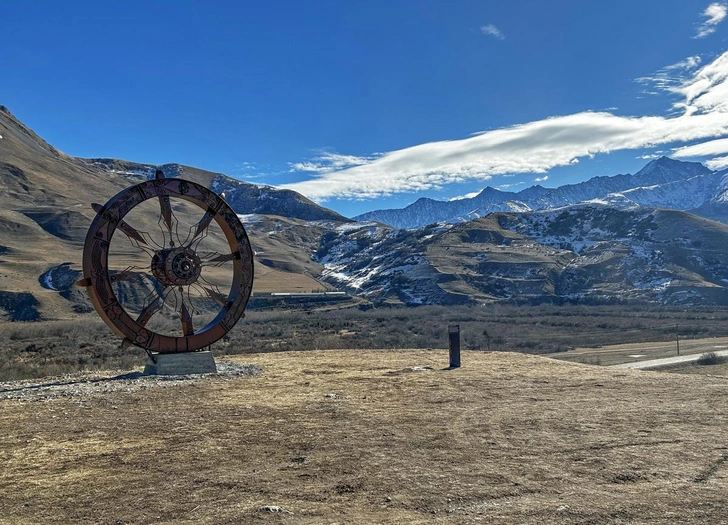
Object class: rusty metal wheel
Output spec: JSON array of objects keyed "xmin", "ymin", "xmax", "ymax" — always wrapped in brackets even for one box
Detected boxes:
[{"xmin": 79, "ymin": 171, "xmax": 253, "ymax": 353}]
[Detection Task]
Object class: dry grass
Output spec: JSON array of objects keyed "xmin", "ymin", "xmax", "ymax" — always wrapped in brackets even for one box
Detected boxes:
[
  {"xmin": 1, "ymin": 350, "xmax": 727, "ymax": 524},
  {"xmin": 661, "ymin": 361, "xmax": 728, "ymax": 377},
  {"xmin": 6, "ymin": 303, "xmax": 728, "ymax": 381}
]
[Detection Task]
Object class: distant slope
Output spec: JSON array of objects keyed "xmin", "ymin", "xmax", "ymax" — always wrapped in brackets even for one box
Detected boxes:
[
  {"xmin": 85, "ymin": 158, "xmax": 351, "ymax": 222},
  {"xmin": 318, "ymin": 206, "xmax": 728, "ymax": 306}
]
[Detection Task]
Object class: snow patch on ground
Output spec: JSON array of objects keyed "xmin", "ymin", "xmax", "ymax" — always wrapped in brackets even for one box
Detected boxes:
[
  {"xmin": 335, "ymin": 221, "xmax": 380, "ymax": 232},
  {"xmin": 39, "ymin": 263, "xmax": 81, "ymax": 292},
  {"xmin": 42, "ymin": 271, "xmax": 57, "ymax": 291},
  {"xmin": 237, "ymin": 214, "xmax": 262, "ymax": 224}
]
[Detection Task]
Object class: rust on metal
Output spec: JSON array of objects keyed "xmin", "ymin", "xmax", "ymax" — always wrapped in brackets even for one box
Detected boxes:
[{"xmin": 80, "ymin": 170, "xmax": 254, "ymax": 353}]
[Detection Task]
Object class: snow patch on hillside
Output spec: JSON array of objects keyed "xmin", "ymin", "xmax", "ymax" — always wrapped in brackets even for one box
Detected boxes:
[{"xmin": 39, "ymin": 263, "xmax": 81, "ymax": 292}]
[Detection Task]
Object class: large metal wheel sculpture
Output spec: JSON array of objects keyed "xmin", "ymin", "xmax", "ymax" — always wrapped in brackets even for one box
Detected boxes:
[{"xmin": 78, "ymin": 170, "xmax": 253, "ymax": 354}]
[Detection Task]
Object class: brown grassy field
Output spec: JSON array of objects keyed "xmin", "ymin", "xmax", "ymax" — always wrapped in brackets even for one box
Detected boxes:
[
  {"xmin": 1, "ymin": 350, "xmax": 727, "ymax": 524},
  {"xmin": 6, "ymin": 303, "xmax": 728, "ymax": 381},
  {"xmin": 659, "ymin": 361, "xmax": 728, "ymax": 378}
]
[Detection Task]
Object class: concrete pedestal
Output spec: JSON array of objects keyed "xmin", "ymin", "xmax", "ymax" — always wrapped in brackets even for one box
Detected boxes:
[{"xmin": 144, "ymin": 351, "xmax": 217, "ymax": 375}]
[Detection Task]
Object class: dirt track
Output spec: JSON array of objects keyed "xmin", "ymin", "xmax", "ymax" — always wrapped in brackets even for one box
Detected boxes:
[
  {"xmin": 1, "ymin": 350, "xmax": 727, "ymax": 524},
  {"xmin": 556, "ymin": 335, "xmax": 728, "ymax": 366}
]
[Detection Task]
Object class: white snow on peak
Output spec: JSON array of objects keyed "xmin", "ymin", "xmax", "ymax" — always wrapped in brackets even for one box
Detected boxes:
[{"xmin": 449, "ymin": 191, "xmax": 481, "ymax": 202}]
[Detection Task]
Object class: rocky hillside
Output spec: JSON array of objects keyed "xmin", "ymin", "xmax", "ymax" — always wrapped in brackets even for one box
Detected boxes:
[
  {"xmin": 85, "ymin": 158, "xmax": 349, "ymax": 222},
  {"xmin": 317, "ymin": 205, "xmax": 728, "ymax": 306}
]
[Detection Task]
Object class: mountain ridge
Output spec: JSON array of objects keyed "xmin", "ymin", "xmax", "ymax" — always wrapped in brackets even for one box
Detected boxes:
[
  {"xmin": 5, "ymin": 105, "xmax": 728, "ymax": 317},
  {"xmin": 318, "ymin": 204, "xmax": 728, "ymax": 306},
  {"xmin": 354, "ymin": 156, "xmax": 726, "ymax": 228}
]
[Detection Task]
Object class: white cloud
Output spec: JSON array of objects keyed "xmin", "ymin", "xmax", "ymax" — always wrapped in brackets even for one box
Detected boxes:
[
  {"xmin": 480, "ymin": 24, "xmax": 504, "ymax": 40},
  {"xmin": 449, "ymin": 191, "xmax": 482, "ymax": 201},
  {"xmin": 534, "ymin": 175, "xmax": 549, "ymax": 182},
  {"xmin": 665, "ymin": 56, "xmax": 703, "ymax": 71},
  {"xmin": 280, "ymin": 51, "xmax": 728, "ymax": 202},
  {"xmin": 673, "ymin": 137, "xmax": 728, "ymax": 157},
  {"xmin": 672, "ymin": 137, "xmax": 728, "ymax": 169},
  {"xmin": 289, "ymin": 151, "xmax": 374, "ymax": 174},
  {"xmin": 705, "ymin": 155, "xmax": 728, "ymax": 169},
  {"xmin": 497, "ymin": 182, "xmax": 524, "ymax": 190},
  {"xmin": 695, "ymin": 3, "xmax": 727, "ymax": 38},
  {"xmin": 635, "ymin": 56, "xmax": 702, "ymax": 97}
]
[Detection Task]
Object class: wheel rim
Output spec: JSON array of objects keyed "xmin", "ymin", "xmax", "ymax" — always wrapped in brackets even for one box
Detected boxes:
[{"xmin": 81, "ymin": 176, "xmax": 253, "ymax": 353}]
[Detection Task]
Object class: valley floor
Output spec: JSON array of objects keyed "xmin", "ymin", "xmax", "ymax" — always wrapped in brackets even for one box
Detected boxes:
[{"xmin": 1, "ymin": 350, "xmax": 727, "ymax": 524}]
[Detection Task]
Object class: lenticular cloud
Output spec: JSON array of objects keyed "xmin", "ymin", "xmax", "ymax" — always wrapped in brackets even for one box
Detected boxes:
[{"xmin": 281, "ymin": 51, "xmax": 728, "ymax": 202}]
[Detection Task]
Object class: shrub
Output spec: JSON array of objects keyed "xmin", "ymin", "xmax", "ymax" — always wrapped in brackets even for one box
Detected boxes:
[{"xmin": 696, "ymin": 352, "xmax": 726, "ymax": 366}]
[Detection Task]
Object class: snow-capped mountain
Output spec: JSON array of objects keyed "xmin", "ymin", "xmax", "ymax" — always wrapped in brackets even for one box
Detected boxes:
[
  {"xmin": 86, "ymin": 158, "xmax": 350, "ymax": 223},
  {"xmin": 319, "ymin": 205, "xmax": 728, "ymax": 306},
  {"xmin": 6, "ymin": 102, "xmax": 728, "ymax": 315},
  {"xmin": 354, "ymin": 157, "xmax": 727, "ymax": 228}
]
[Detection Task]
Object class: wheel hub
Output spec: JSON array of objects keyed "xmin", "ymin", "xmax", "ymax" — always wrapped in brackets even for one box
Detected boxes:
[{"xmin": 152, "ymin": 247, "xmax": 202, "ymax": 286}]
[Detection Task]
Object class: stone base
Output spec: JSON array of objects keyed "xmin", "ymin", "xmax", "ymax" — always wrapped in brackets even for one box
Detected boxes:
[{"xmin": 144, "ymin": 351, "xmax": 217, "ymax": 375}]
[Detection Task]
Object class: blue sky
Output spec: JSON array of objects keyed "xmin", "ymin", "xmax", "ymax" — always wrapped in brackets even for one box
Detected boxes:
[{"xmin": 4, "ymin": 1, "xmax": 728, "ymax": 217}]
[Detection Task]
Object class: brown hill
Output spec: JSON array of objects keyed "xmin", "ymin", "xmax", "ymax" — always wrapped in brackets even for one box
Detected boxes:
[
  {"xmin": 316, "ymin": 207, "xmax": 728, "ymax": 306},
  {"xmin": 0, "ymin": 106, "xmax": 346, "ymax": 321}
]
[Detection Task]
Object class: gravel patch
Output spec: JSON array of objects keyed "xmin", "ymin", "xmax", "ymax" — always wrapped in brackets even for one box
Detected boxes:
[{"xmin": 0, "ymin": 360, "xmax": 261, "ymax": 402}]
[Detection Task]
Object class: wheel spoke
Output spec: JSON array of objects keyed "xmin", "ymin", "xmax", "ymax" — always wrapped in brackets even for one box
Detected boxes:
[
  {"xmin": 180, "ymin": 294, "xmax": 194, "ymax": 336},
  {"xmin": 93, "ymin": 203, "xmax": 149, "ymax": 246},
  {"xmin": 155, "ymin": 170, "xmax": 174, "ymax": 240},
  {"xmin": 189, "ymin": 208, "xmax": 217, "ymax": 245},
  {"xmin": 118, "ymin": 219, "xmax": 150, "ymax": 246},
  {"xmin": 202, "ymin": 285, "xmax": 228, "ymax": 306},
  {"xmin": 159, "ymin": 195, "xmax": 174, "ymax": 236},
  {"xmin": 204, "ymin": 252, "xmax": 238, "ymax": 264},
  {"xmin": 136, "ymin": 291, "xmax": 165, "ymax": 328}
]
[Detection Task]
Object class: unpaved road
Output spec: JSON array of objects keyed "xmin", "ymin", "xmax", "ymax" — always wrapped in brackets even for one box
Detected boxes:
[
  {"xmin": 554, "ymin": 335, "xmax": 728, "ymax": 366},
  {"xmin": 612, "ymin": 349, "xmax": 728, "ymax": 370}
]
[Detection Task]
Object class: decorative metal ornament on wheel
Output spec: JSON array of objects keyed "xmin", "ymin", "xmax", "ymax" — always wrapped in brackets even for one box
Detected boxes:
[{"xmin": 77, "ymin": 170, "xmax": 253, "ymax": 354}]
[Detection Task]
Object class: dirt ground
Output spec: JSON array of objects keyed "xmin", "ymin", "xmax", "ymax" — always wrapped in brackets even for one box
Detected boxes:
[{"xmin": 1, "ymin": 349, "xmax": 727, "ymax": 524}]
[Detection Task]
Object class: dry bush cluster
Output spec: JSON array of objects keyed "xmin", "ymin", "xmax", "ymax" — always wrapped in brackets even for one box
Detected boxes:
[
  {"xmin": 3, "ymin": 303, "xmax": 728, "ymax": 381},
  {"xmin": 696, "ymin": 351, "xmax": 728, "ymax": 365}
]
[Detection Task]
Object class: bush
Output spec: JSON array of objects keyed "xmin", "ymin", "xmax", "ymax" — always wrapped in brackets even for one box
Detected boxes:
[{"xmin": 696, "ymin": 352, "xmax": 726, "ymax": 366}]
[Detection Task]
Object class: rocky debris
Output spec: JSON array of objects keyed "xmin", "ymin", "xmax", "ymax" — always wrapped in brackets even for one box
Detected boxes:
[
  {"xmin": 0, "ymin": 361, "xmax": 261, "ymax": 402},
  {"xmin": 384, "ymin": 365, "xmax": 435, "ymax": 376}
]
